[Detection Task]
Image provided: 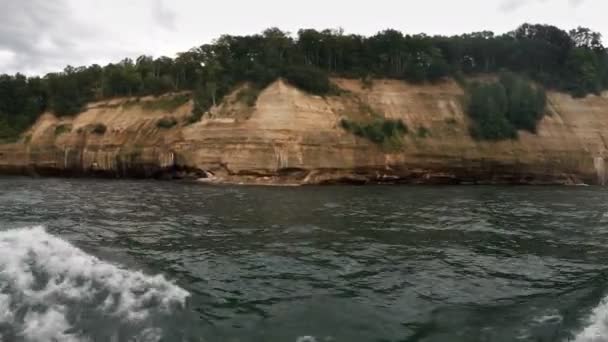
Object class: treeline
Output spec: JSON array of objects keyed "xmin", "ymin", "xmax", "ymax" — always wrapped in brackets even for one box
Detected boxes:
[{"xmin": 0, "ymin": 23, "xmax": 606, "ymax": 141}]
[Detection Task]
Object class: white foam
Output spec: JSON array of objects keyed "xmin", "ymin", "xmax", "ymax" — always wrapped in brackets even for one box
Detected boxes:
[
  {"xmin": 21, "ymin": 307, "xmax": 79, "ymax": 342},
  {"xmin": 573, "ymin": 298, "xmax": 608, "ymax": 342},
  {"xmin": 296, "ymin": 336, "xmax": 318, "ymax": 342},
  {"xmin": 0, "ymin": 226, "xmax": 190, "ymax": 342},
  {"xmin": 0, "ymin": 293, "xmax": 12, "ymax": 323},
  {"xmin": 135, "ymin": 327, "xmax": 163, "ymax": 342},
  {"xmin": 533, "ymin": 313, "xmax": 563, "ymax": 325}
]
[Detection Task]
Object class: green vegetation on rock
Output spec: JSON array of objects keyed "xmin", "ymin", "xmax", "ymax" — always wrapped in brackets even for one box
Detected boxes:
[
  {"xmin": 54, "ymin": 124, "xmax": 72, "ymax": 136},
  {"xmin": 141, "ymin": 94, "xmax": 190, "ymax": 112},
  {"xmin": 417, "ymin": 126, "xmax": 430, "ymax": 138},
  {"xmin": 187, "ymin": 110, "xmax": 204, "ymax": 125},
  {"xmin": 341, "ymin": 118, "xmax": 408, "ymax": 144},
  {"xmin": 467, "ymin": 73, "xmax": 546, "ymax": 140},
  {"xmin": 0, "ymin": 120, "xmax": 19, "ymax": 143},
  {"xmin": 157, "ymin": 117, "xmax": 178, "ymax": 129},
  {"xmin": 235, "ymin": 86, "xmax": 262, "ymax": 107}
]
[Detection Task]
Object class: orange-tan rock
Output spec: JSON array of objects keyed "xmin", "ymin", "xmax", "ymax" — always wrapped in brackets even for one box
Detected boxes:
[{"xmin": 1, "ymin": 78, "xmax": 607, "ymax": 185}]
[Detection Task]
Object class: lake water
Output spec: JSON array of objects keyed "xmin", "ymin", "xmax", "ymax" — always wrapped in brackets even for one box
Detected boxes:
[{"xmin": 1, "ymin": 177, "xmax": 608, "ymax": 341}]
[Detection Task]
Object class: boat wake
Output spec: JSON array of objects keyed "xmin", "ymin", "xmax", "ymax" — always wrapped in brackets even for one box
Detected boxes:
[
  {"xmin": 0, "ymin": 226, "xmax": 189, "ymax": 341},
  {"xmin": 573, "ymin": 297, "xmax": 608, "ymax": 342}
]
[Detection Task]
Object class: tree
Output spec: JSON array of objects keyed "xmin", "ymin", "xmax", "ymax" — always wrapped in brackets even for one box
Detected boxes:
[
  {"xmin": 565, "ymin": 48, "xmax": 602, "ymax": 96},
  {"xmin": 467, "ymin": 74, "xmax": 547, "ymax": 140},
  {"xmin": 282, "ymin": 65, "xmax": 331, "ymax": 95},
  {"xmin": 500, "ymin": 73, "xmax": 546, "ymax": 132},
  {"xmin": 570, "ymin": 27, "xmax": 604, "ymax": 50},
  {"xmin": 468, "ymin": 82, "xmax": 516, "ymax": 140},
  {"xmin": 298, "ymin": 29, "xmax": 323, "ymax": 67}
]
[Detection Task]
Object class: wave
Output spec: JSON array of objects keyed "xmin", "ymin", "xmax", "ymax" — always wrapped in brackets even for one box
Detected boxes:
[
  {"xmin": 573, "ymin": 297, "xmax": 608, "ymax": 342},
  {"xmin": 0, "ymin": 226, "xmax": 189, "ymax": 341}
]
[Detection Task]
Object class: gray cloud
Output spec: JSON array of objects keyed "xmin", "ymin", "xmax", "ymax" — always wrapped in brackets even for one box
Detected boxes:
[
  {"xmin": 153, "ymin": 0, "xmax": 177, "ymax": 31},
  {"xmin": 0, "ymin": 0, "xmax": 108, "ymax": 74},
  {"xmin": 0, "ymin": 0, "xmax": 604, "ymax": 76},
  {"xmin": 0, "ymin": 0, "xmax": 73, "ymax": 73},
  {"xmin": 500, "ymin": 0, "xmax": 585, "ymax": 12},
  {"xmin": 0, "ymin": 0, "xmax": 149, "ymax": 75}
]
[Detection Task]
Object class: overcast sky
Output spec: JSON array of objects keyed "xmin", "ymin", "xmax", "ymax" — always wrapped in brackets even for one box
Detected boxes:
[{"xmin": 0, "ymin": 0, "xmax": 603, "ymax": 76}]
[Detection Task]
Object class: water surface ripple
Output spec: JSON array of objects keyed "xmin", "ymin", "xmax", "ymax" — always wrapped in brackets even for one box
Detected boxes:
[{"xmin": 1, "ymin": 178, "xmax": 608, "ymax": 341}]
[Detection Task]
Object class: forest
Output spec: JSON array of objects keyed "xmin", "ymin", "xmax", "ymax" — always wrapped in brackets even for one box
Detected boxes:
[{"xmin": 0, "ymin": 23, "xmax": 606, "ymax": 142}]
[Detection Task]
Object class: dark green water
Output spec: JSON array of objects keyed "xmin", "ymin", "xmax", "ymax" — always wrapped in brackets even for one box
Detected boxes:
[{"xmin": 1, "ymin": 177, "xmax": 608, "ymax": 342}]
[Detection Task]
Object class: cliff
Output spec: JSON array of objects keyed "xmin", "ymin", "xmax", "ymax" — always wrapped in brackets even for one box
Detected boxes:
[{"xmin": 1, "ymin": 78, "xmax": 607, "ymax": 185}]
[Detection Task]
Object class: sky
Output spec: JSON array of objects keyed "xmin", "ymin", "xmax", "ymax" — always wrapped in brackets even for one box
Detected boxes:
[{"xmin": 0, "ymin": 0, "xmax": 604, "ymax": 76}]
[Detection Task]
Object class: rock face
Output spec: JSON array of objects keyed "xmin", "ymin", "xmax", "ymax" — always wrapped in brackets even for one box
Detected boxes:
[{"xmin": 1, "ymin": 78, "xmax": 608, "ymax": 185}]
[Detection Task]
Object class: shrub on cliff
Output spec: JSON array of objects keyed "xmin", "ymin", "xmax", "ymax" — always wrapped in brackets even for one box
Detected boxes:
[
  {"xmin": 187, "ymin": 111, "xmax": 204, "ymax": 125},
  {"xmin": 417, "ymin": 126, "xmax": 430, "ymax": 138},
  {"xmin": 341, "ymin": 118, "xmax": 408, "ymax": 144},
  {"xmin": 500, "ymin": 73, "xmax": 547, "ymax": 133},
  {"xmin": 157, "ymin": 117, "xmax": 178, "ymax": 129},
  {"xmin": 0, "ymin": 118, "xmax": 18, "ymax": 142},
  {"xmin": 189, "ymin": 82, "xmax": 220, "ymax": 124},
  {"xmin": 142, "ymin": 94, "xmax": 190, "ymax": 112},
  {"xmin": 236, "ymin": 86, "xmax": 262, "ymax": 107},
  {"xmin": 468, "ymin": 82, "xmax": 516, "ymax": 140},
  {"xmin": 467, "ymin": 73, "xmax": 546, "ymax": 140},
  {"xmin": 54, "ymin": 124, "xmax": 72, "ymax": 136}
]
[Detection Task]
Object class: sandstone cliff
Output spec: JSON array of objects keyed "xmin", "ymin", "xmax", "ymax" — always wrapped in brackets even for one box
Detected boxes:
[{"xmin": 1, "ymin": 78, "xmax": 607, "ymax": 185}]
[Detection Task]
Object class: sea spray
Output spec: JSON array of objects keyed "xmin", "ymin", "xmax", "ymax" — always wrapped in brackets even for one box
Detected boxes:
[
  {"xmin": 0, "ymin": 226, "xmax": 189, "ymax": 341},
  {"xmin": 573, "ymin": 297, "xmax": 608, "ymax": 342}
]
